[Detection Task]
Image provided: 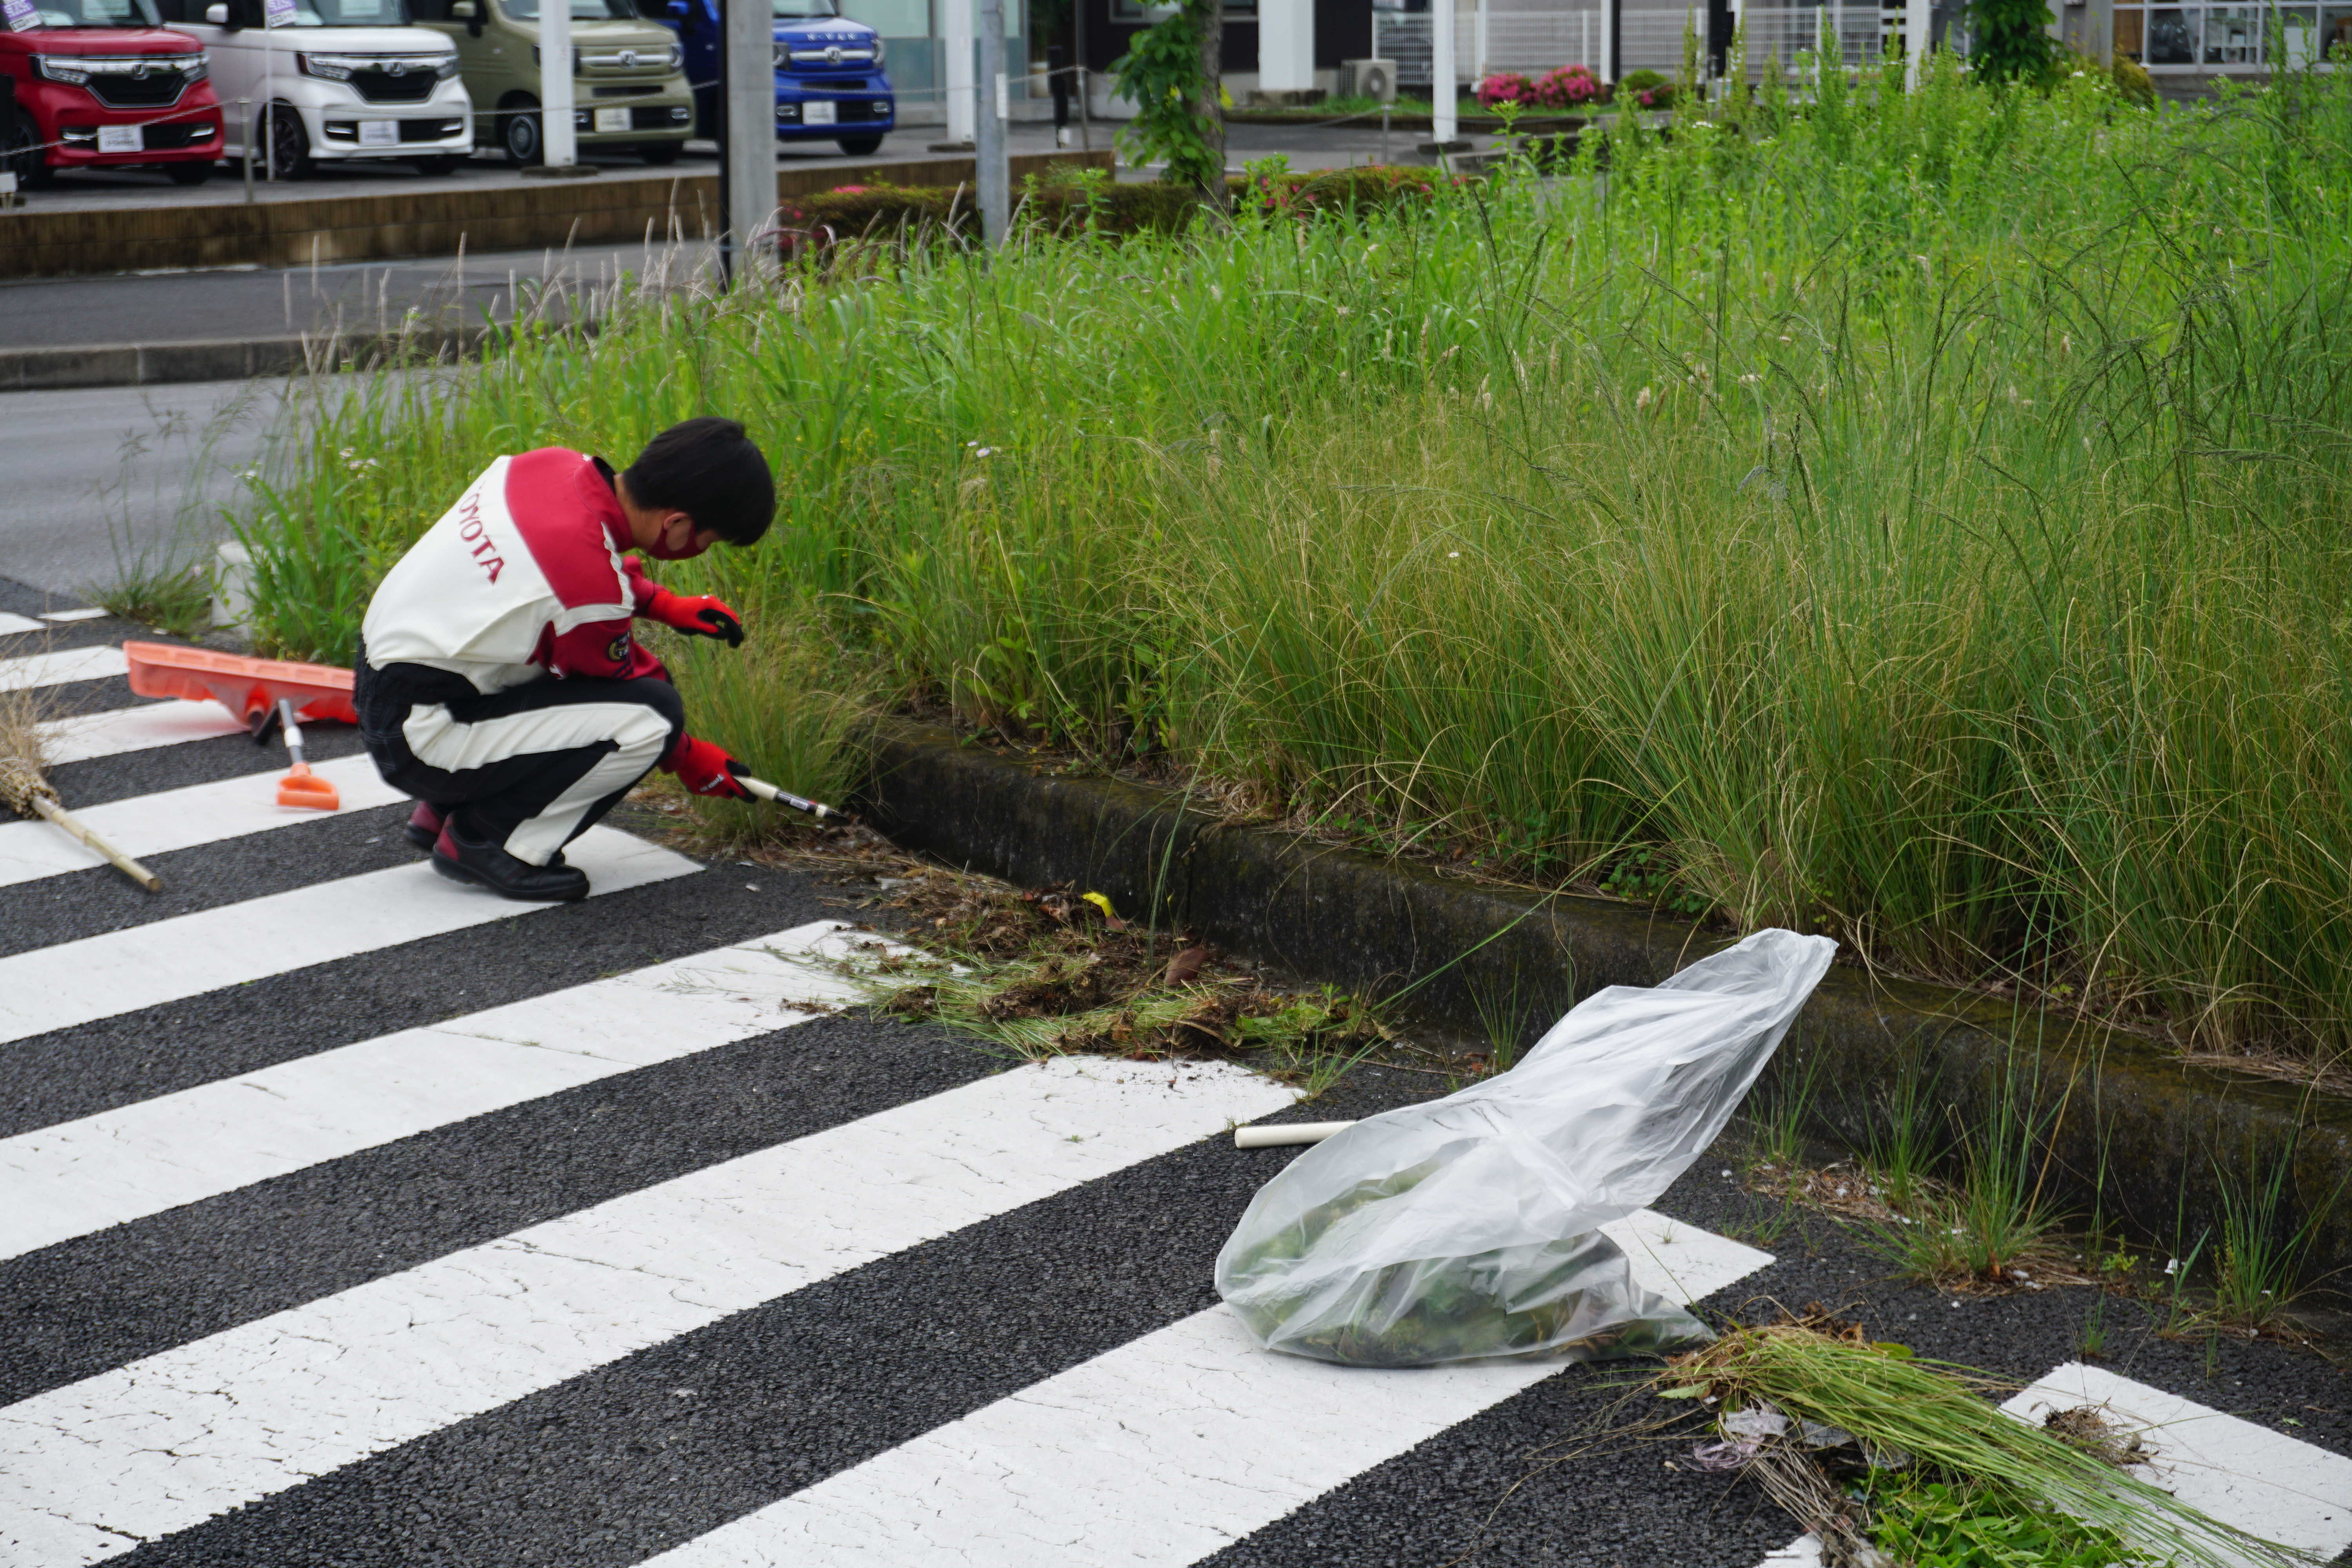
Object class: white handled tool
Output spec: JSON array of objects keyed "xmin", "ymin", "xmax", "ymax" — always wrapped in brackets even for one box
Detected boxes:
[
  {"xmin": 0, "ymin": 751, "xmax": 162, "ymax": 892},
  {"xmin": 1235, "ymin": 1121, "xmax": 1357, "ymax": 1149},
  {"xmin": 740, "ymin": 774, "xmax": 837, "ymax": 821}
]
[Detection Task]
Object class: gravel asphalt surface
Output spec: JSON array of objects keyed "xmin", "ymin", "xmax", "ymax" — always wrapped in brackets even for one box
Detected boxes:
[{"xmin": 2, "ymin": 572, "xmax": 2346, "ymax": 1568}]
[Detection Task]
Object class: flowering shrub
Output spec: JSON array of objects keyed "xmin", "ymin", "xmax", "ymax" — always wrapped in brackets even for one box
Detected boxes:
[
  {"xmin": 1530, "ymin": 63, "xmax": 1605, "ymax": 107},
  {"xmin": 1476, "ymin": 71, "xmax": 1535, "ymax": 107},
  {"xmin": 1617, "ymin": 67, "xmax": 1675, "ymax": 109}
]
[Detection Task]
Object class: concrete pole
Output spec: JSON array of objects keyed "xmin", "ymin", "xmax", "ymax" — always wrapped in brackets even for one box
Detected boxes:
[
  {"xmin": 720, "ymin": 0, "xmax": 774, "ymax": 279},
  {"xmin": 541, "ymin": 0, "xmax": 576, "ymax": 166},
  {"xmin": 1601, "ymin": 0, "xmax": 1617, "ymax": 85},
  {"xmin": 975, "ymin": 0, "xmax": 1008, "ymax": 245},
  {"xmin": 1260, "ymin": 0, "xmax": 1313, "ymax": 91},
  {"xmin": 1432, "ymin": 0, "xmax": 1456, "ymax": 140},
  {"xmin": 1473, "ymin": 0, "xmax": 1488, "ymax": 85},
  {"xmin": 946, "ymin": 0, "xmax": 975, "ymax": 143},
  {"xmin": 1906, "ymin": 0, "xmax": 1928, "ymax": 81}
]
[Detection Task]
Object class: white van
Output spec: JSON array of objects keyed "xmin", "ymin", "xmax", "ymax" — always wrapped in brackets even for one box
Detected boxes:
[{"xmin": 156, "ymin": 0, "xmax": 473, "ymax": 176}]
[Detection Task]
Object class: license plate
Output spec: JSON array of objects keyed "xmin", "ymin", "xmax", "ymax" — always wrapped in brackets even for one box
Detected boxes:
[
  {"xmin": 96, "ymin": 124, "xmax": 142, "ymax": 154},
  {"xmin": 802, "ymin": 99, "xmax": 835, "ymax": 125},
  {"xmin": 358, "ymin": 119, "xmax": 399, "ymax": 147},
  {"xmin": 594, "ymin": 107, "xmax": 631, "ymax": 133}
]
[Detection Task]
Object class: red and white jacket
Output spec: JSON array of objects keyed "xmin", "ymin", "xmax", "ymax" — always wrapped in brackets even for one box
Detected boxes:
[{"xmin": 360, "ymin": 448, "xmax": 665, "ymax": 694}]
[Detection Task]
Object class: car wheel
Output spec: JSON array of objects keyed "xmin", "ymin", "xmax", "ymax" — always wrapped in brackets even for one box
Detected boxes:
[
  {"xmin": 264, "ymin": 103, "xmax": 313, "ymax": 179},
  {"xmin": 501, "ymin": 97, "xmax": 543, "ymax": 166},
  {"xmin": 412, "ymin": 154, "xmax": 463, "ymax": 176},
  {"xmin": 836, "ymin": 135, "xmax": 883, "ymax": 156},
  {"xmin": 4, "ymin": 113, "xmax": 53, "ymax": 189},
  {"xmin": 636, "ymin": 142, "xmax": 681, "ymax": 166},
  {"xmin": 164, "ymin": 160, "xmax": 214, "ymax": 186}
]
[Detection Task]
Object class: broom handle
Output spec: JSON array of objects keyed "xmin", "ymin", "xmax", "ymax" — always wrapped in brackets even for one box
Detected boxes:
[
  {"xmin": 739, "ymin": 775, "xmax": 836, "ymax": 820},
  {"xmin": 32, "ymin": 796, "xmax": 162, "ymax": 893}
]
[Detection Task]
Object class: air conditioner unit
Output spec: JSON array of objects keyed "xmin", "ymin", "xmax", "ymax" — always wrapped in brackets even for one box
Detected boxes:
[{"xmin": 1337, "ymin": 58, "xmax": 1398, "ymax": 102}]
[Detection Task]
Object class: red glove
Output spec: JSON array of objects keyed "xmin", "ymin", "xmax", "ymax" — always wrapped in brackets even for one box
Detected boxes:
[
  {"xmin": 662, "ymin": 735, "xmax": 752, "ymax": 799},
  {"xmin": 642, "ymin": 585, "xmax": 744, "ymax": 648}
]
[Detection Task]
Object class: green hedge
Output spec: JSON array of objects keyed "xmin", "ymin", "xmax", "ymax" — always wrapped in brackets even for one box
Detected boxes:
[{"xmin": 773, "ymin": 165, "xmax": 1444, "ymax": 255}]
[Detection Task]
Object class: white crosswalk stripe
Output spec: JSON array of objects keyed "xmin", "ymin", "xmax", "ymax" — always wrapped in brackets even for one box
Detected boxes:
[
  {"xmin": 0, "ymin": 1058, "xmax": 1295, "ymax": 1566},
  {"xmin": 35, "ymin": 701, "xmax": 252, "ymax": 764},
  {"xmin": 0, "ymin": 826, "xmax": 696, "ymax": 1047},
  {"xmin": 0, "ymin": 921, "xmax": 883, "ymax": 1261},
  {"xmin": 39, "ymin": 608, "xmax": 114, "ymax": 624},
  {"xmin": 0, "ymin": 754, "xmax": 404, "ymax": 889},
  {"xmin": 0, "ymin": 643, "xmax": 126, "ymax": 693},
  {"xmin": 643, "ymin": 1214, "xmax": 1771, "ymax": 1568},
  {"xmin": 0, "ymin": 612, "xmax": 44, "ymax": 636}
]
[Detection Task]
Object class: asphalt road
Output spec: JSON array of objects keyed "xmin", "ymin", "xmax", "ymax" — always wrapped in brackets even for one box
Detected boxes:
[
  {"xmin": 2, "ymin": 588, "xmax": 2348, "ymax": 1567},
  {"xmin": 0, "ymin": 377, "xmax": 308, "ymax": 599}
]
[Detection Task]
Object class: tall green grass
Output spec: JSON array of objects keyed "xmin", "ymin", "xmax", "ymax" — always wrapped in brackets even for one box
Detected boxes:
[{"xmin": 233, "ymin": 54, "xmax": 2352, "ymax": 1069}]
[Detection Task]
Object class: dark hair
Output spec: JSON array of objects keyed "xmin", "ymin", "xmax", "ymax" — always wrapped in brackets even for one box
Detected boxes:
[{"xmin": 621, "ymin": 416, "xmax": 775, "ymax": 546}]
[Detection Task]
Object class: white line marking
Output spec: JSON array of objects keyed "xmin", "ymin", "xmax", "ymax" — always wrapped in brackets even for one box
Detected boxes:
[
  {"xmin": 39, "ymin": 608, "xmax": 113, "ymax": 624},
  {"xmin": 0, "ymin": 1057, "xmax": 1296, "ymax": 1566},
  {"xmin": 638, "ymin": 1213, "xmax": 1772, "ymax": 1568},
  {"xmin": 0, "ymin": 644, "xmax": 126, "ymax": 693},
  {"xmin": 0, "ymin": 827, "xmax": 698, "ymax": 1049},
  {"xmin": 1756, "ymin": 1360, "xmax": 2352, "ymax": 1568},
  {"xmin": 0, "ymin": 613, "xmax": 43, "ymax": 636},
  {"xmin": 0, "ymin": 922, "xmax": 885, "ymax": 1260},
  {"xmin": 35, "ymin": 701, "xmax": 251, "ymax": 765},
  {"xmin": 2003, "ymin": 1363, "xmax": 2352, "ymax": 1563},
  {"xmin": 0, "ymin": 756, "xmax": 402, "ymax": 890}
]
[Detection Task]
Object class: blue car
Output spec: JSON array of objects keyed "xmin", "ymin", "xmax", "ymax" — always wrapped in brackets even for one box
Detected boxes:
[{"xmin": 651, "ymin": 0, "xmax": 892, "ymax": 154}]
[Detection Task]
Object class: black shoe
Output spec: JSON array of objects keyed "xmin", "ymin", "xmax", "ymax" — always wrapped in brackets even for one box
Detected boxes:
[
  {"xmin": 403, "ymin": 801, "xmax": 447, "ymax": 853},
  {"xmin": 430, "ymin": 823, "xmax": 590, "ymax": 902}
]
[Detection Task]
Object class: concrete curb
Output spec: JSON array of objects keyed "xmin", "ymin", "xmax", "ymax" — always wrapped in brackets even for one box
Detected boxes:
[
  {"xmin": 857, "ymin": 717, "xmax": 2352, "ymax": 1278},
  {"xmin": 0, "ymin": 323, "xmax": 522, "ymax": 391}
]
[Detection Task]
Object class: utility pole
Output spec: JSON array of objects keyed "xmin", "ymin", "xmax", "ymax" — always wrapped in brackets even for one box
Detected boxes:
[
  {"xmin": 1431, "ymin": 0, "xmax": 1456, "ymax": 143},
  {"xmin": 1906, "ymin": 0, "xmax": 1929, "ymax": 83},
  {"xmin": 541, "ymin": 0, "xmax": 576, "ymax": 169},
  {"xmin": 945, "ymin": 0, "xmax": 975, "ymax": 145},
  {"xmin": 717, "ymin": 0, "xmax": 773, "ymax": 282},
  {"xmin": 975, "ymin": 0, "xmax": 1008, "ymax": 243}
]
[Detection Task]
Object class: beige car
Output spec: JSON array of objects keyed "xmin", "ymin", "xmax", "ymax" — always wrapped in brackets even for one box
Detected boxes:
[{"xmin": 406, "ymin": 0, "xmax": 690, "ymax": 163}]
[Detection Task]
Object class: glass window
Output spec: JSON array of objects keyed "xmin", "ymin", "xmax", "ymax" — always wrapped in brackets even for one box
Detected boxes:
[
  {"xmin": 2202, "ymin": 2, "xmax": 2257, "ymax": 60},
  {"xmin": 2272, "ymin": 5, "xmax": 2320, "ymax": 63},
  {"xmin": 2113, "ymin": 4, "xmax": 2145, "ymax": 56},
  {"xmin": 499, "ymin": 0, "xmax": 636, "ymax": 18},
  {"xmin": 1108, "ymin": 0, "xmax": 1176, "ymax": 17},
  {"xmin": 770, "ymin": 0, "xmax": 836, "ymax": 15},
  {"xmin": 2320, "ymin": 2, "xmax": 2352, "ymax": 58},
  {"xmin": 16, "ymin": 0, "xmax": 160, "ymax": 23},
  {"xmin": 2144, "ymin": 5, "xmax": 2195, "ymax": 59}
]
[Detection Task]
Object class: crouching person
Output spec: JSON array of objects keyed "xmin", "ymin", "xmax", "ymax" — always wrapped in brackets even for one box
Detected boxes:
[{"xmin": 355, "ymin": 416, "xmax": 772, "ymax": 902}]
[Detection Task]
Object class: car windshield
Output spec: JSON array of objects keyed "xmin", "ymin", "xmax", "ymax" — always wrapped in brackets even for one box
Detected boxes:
[
  {"xmin": 263, "ymin": 0, "xmax": 411, "ymax": 24},
  {"xmin": 499, "ymin": 0, "xmax": 636, "ymax": 18},
  {"xmin": 770, "ymin": 0, "xmax": 837, "ymax": 16},
  {"xmin": 7, "ymin": 0, "xmax": 163, "ymax": 27}
]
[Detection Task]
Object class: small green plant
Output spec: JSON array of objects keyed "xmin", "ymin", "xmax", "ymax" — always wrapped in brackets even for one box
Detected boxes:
[
  {"xmin": 1108, "ymin": 0, "xmax": 1224, "ymax": 196},
  {"xmin": 1867, "ymin": 1474, "xmax": 2166, "ymax": 1568},
  {"xmin": 2205, "ymin": 1148, "xmax": 2344, "ymax": 1334},
  {"xmin": 96, "ymin": 563, "xmax": 212, "ymax": 640},
  {"xmin": 1965, "ymin": 0, "xmax": 2063, "ymax": 82},
  {"xmin": 1863, "ymin": 1055, "xmax": 1943, "ymax": 1215},
  {"xmin": 1746, "ymin": 1053, "xmax": 1823, "ymax": 1170},
  {"xmin": 1615, "ymin": 68, "xmax": 1675, "ymax": 109},
  {"xmin": 1873, "ymin": 1054, "xmax": 2068, "ymax": 1286},
  {"xmin": 1597, "ymin": 846, "xmax": 1712, "ymax": 920}
]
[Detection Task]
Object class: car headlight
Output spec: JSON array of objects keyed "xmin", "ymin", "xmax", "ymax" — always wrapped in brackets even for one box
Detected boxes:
[
  {"xmin": 297, "ymin": 53, "xmax": 358, "ymax": 81},
  {"xmin": 771, "ymin": 39, "xmax": 787, "ymax": 67},
  {"xmin": 871, "ymin": 35, "xmax": 883, "ymax": 63},
  {"xmin": 184, "ymin": 56, "xmax": 210, "ymax": 83},
  {"xmin": 666, "ymin": 40, "xmax": 683, "ymax": 70},
  {"xmin": 433, "ymin": 53, "xmax": 460, "ymax": 79},
  {"xmin": 33, "ymin": 56, "xmax": 96, "ymax": 85}
]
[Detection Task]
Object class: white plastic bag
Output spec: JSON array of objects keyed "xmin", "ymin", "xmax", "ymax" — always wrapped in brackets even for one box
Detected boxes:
[{"xmin": 1215, "ymin": 928, "xmax": 1838, "ymax": 1366}]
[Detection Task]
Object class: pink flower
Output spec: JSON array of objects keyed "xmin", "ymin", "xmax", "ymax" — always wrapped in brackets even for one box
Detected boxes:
[{"xmin": 1477, "ymin": 71, "xmax": 1534, "ymax": 108}]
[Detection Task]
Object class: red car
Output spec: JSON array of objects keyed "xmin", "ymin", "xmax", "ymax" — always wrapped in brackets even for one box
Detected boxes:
[{"xmin": 2, "ymin": 0, "xmax": 224, "ymax": 186}]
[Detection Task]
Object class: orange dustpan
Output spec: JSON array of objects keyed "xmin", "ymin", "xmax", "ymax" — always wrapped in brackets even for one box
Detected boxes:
[
  {"xmin": 123, "ymin": 641, "xmax": 357, "ymax": 727},
  {"xmin": 269, "ymin": 699, "xmax": 340, "ymax": 811}
]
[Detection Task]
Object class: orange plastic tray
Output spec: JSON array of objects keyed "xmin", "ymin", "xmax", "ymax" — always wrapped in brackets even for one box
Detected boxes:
[{"xmin": 123, "ymin": 641, "xmax": 358, "ymax": 728}]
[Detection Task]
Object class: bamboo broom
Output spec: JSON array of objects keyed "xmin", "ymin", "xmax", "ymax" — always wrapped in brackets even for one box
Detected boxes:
[{"xmin": 0, "ymin": 749, "xmax": 162, "ymax": 893}]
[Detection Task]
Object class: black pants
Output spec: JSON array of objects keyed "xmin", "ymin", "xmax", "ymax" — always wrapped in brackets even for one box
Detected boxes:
[{"xmin": 356, "ymin": 645, "xmax": 684, "ymax": 866}]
